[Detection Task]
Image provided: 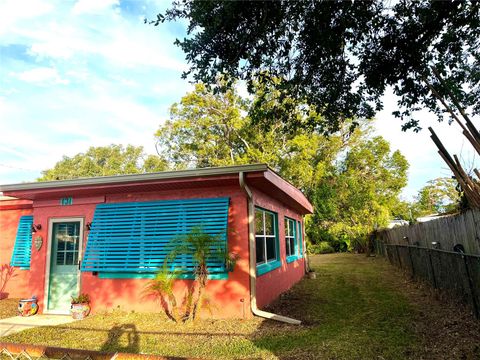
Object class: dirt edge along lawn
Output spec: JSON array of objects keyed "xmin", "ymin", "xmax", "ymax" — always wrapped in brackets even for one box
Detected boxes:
[{"xmin": 1, "ymin": 254, "xmax": 479, "ymax": 359}]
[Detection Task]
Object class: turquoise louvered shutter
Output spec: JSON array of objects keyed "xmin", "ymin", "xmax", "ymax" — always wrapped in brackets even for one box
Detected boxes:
[
  {"xmin": 81, "ymin": 197, "xmax": 229, "ymax": 278},
  {"xmin": 11, "ymin": 215, "xmax": 33, "ymax": 269}
]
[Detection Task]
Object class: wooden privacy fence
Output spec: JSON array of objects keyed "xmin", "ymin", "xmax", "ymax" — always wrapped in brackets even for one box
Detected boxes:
[
  {"xmin": 377, "ymin": 243, "xmax": 480, "ymax": 319},
  {"xmin": 377, "ymin": 209, "xmax": 480, "ymax": 255}
]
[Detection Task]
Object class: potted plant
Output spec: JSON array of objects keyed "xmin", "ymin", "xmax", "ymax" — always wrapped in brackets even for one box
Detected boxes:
[{"xmin": 70, "ymin": 293, "xmax": 90, "ymax": 319}]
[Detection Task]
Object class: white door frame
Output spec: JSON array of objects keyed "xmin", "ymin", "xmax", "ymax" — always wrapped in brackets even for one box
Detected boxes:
[{"xmin": 43, "ymin": 217, "xmax": 84, "ymax": 315}]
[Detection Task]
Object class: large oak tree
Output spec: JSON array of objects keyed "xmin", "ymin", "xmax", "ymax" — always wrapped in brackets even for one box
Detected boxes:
[
  {"xmin": 154, "ymin": 0, "xmax": 480, "ymax": 133},
  {"xmin": 39, "ymin": 144, "xmax": 167, "ymax": 181},
  {"xmin": 155, "ymin": 82, "xmax": 409, "ymax": 250}
]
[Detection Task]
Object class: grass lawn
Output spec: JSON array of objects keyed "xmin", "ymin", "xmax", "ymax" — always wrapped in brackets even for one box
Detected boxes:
[
  {"xmin": 0, "ymin": 298, "xmax": 19, "ymax": 319},
  {"xmin": 1, "ymin": 254, "xmax": 479, "ymax": 359}
]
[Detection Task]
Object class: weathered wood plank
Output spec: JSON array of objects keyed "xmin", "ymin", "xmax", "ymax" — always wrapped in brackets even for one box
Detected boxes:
[{"xmin": 380, "ymin": 210, "xmax": 480, "ymax": 255}]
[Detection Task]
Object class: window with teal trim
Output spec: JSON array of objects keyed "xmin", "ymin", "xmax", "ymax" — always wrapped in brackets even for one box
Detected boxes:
[
  {"xmin": 10, "ymin": 215, "xmax": 33, "ymax": 270},
  {"xmin": 81, "ymin": 197, "xmax": 230, "ymax": 279},
  {"xmin": 285, "ymin": 217, "xmax": 300, "ymax": 263},
  {"xmin": 285, "ymin": 217, "xmax": 296, "ymax": 257},
  {"xmin": 297, "ymin": 220, "xmax": 303, "ymax": 257},
  {"xmin": 255, "ymin": 208, "xmax": 280, "ymax": 275}
]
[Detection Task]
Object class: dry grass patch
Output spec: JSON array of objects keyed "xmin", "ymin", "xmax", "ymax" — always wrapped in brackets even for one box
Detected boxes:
[{"xmin": 0, "ymin": 299, "xmax": 18, "ymax": 320}]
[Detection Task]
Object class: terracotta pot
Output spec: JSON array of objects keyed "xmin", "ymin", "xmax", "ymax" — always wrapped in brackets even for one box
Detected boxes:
[{"xmin": 70, "ymin": 303, "xmax": 90, "ymax": 319}]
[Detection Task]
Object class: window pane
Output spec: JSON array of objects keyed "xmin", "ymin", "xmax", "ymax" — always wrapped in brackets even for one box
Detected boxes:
[
  {"xmin": 65, "ymin": 237, "xmax": 75, "ymax": 251},
  {"xmin": 298, "ymin": 221, "xmax": 302, "ymax": 253},
  {"xmin": 284, "ymin": 219, "xmax": 289, "ymax": 236},
  {"xmin": 266, "ymin": 237, "xmax": 276, "ymax": 261},
  {"xmin": 256, "ymin": 236, "xmax": 265, "ymax": 264},
  {"xmin": 57, "ymin": 238, "xmax": 66, "ymax": 251},
  {"xmin": 65, "ymin": 252, "xmax": 74, "ymax": 265},
  {"xmin": 285, "ymin": 238, "xmax": 291, "ymax": 256},
  {"xmin": 255, "ymin": 211, "xmax": 264, "ymax": 235},
  {"xmin": 264, "ymin": 212, "xmax": 274, "ymax": 235},
  {"xmin": 67, "ymin": 223, "xmax": 77, "ymax": 236},
  {"xmin": 56, "ymin": 252, "xmax": 65, "ymax": 265},
  {"xmin": 290, "ymin": 238, "xmax": 296, "ymax": 255}
]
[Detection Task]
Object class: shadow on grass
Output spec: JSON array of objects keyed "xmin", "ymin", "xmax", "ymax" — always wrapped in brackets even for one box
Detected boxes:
[
  {"xmin": 100, "ymin": 323, "xmax": 139, "ymax": 354},
  {"xmin": 6, "ymin": 324, "xmax": 253, "ymax": 338}
]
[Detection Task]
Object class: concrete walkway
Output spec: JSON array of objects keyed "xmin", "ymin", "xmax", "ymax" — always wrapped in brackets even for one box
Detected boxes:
[{"xmin": 0, "ymin": 315, "xmax": 75, "ymax": 337}]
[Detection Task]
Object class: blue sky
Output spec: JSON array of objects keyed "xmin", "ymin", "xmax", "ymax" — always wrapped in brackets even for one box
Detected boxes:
[{"xmin": 0, "ymin": 0, "xmax": 478, "ymax": 200}]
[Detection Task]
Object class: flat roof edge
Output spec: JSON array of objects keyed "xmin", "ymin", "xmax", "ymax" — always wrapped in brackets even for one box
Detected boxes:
[{"xmin": 0, "ymin": 164, "xmax": 269, "ymax": 192}]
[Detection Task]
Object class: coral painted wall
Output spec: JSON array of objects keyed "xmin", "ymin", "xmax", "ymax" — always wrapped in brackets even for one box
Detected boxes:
[
  {"xmin": 2, "ymin": 181, "xmax": 307, "ymax": 318},
  {"xmin": 0, "ymin": 200, "xmax": 33, "ymax": 298},
  {"xmin": 27, "ymin": 187, "xmax": 251, "ymax": 319},
  {"xmin": 252, "ymin": 188, "xmax": 306, "ymax": 309}
]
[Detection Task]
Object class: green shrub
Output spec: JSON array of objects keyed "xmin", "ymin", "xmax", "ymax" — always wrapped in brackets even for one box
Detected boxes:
[{"xmin": 307, "ymin": 241, "xmax": 335, "ymax": 254}]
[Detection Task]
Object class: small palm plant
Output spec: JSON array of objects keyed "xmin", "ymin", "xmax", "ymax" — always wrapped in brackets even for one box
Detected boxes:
[
  {"xmin": 144, "ymin": 227, "xmax": 238, "ymax": 322},
  {"xmin": 151, "ymin": 227, "xmax": 238, "ymax": 321},
  {"xmin": 143, "ymin": 265, "xmax": 180, "ymax": 322},
  {"xmin": 167, "ymin": 226, "xmax": 238, "ymax": 321}
]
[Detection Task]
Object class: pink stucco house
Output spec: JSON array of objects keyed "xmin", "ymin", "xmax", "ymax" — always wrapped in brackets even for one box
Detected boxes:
[{"xmin": 0, "ymin": 164, "xmax": 312, "ymax": 322}]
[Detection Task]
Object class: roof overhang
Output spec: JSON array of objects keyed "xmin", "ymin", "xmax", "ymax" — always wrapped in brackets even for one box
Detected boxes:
[
  {"xmin": 0, "ymin": 196, "xmax": 33, "ymax": 210},
  {"xmin": 0, "ymin": 164, "xmax": 313, "ymax": 214}
]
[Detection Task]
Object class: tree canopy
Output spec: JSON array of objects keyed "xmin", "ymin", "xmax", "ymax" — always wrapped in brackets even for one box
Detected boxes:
[
  {"xmin": 39, "ymin": 144, "xmax": 167, "ymax": 181},
  {"xmin": 415, "ymin": 177, "xmax": 461, "ymax": 215},
  {"xmin": 391, "ymin": 177, "xmax": 463, "ymax": 223},
  {"xmin": 156, "ymin": 82, "xmax": 409, "ymax": 251},
  {"xmin": 156, "ymin": 0, "xmax": 480, "ymax": 133},
  {"xmin": 156, "ymin": 82, "xmax": 351, "ymax": 192},
  {"xmin": 308, "ymin": 135, "xmax": 408, "ymax": 250}
]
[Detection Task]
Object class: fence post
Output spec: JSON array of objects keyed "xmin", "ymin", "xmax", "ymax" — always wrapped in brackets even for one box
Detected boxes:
[
  {"xmin": 407, "ymin": 245, "xmax": 415, "ymax": 279},
  {"xmin": 386, "ymin": 245, "xmax": 392, "ymax": 264},
  {"xmin": 462, "ymin": 255, "xmax": 479, "ymax": 319},
  {"xmin": 395, "ymin": 245, "xmax": 402, "ymax": 269},
  {"xmin": 427, "ymin": 248, "xmax": 437, "ymax": 289}
]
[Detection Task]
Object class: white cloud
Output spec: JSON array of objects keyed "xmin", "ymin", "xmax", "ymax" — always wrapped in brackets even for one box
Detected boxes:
[
  {"xmin": 14, "ymin": 13, "xmax": 186, "ymax": 72},
  {"xmin": 0, "ymin": 81, "xmax": 169, "ymax": 184},
  {"xmin": 0, "ymin": 0, "xmax": 54, "ymax": 35},
  {"xmin": 0, "ymin": 1, "xmax": 189, "ymax": 184},
  {"xmin": 16, "ymin": 67, "xmax": 69, "ymax": 85},
  {"xmin": 1, "ymin": 0, "xmax": 185, "ymax": 72},
  {"xmin": 72, "ymin": 0, "xmax": 119, "ymax": 15}
]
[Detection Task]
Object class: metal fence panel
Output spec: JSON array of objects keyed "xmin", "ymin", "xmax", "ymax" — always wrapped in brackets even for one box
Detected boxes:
[
  {"xmin": 397, "ymin": 246, "xmax": 413, "ymax": 274},
  {"xmin": 409, "ymin": 247, "xmax": 434, "ymax": 285},
  {"xmin": 430, "ymin": 251, "xmax": 471, "ymax": 303},
  {"xmin": 465, "ymin": 256, "xmax": 480, "ymax": 318},
  {"xmin": 385, "ymin": 245, "xmax": 397, "ymax": 266}
]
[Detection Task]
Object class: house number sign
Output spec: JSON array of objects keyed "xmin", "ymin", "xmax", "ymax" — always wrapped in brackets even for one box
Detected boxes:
[{"xmin": 60, "ymin": 197, "xmax": 73, "ymax": 205}]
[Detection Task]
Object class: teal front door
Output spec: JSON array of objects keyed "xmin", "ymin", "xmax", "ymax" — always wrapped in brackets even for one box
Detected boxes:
[{"xmin": 47, "ymin": 221, "xmax": 82, "ymax": 313}]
